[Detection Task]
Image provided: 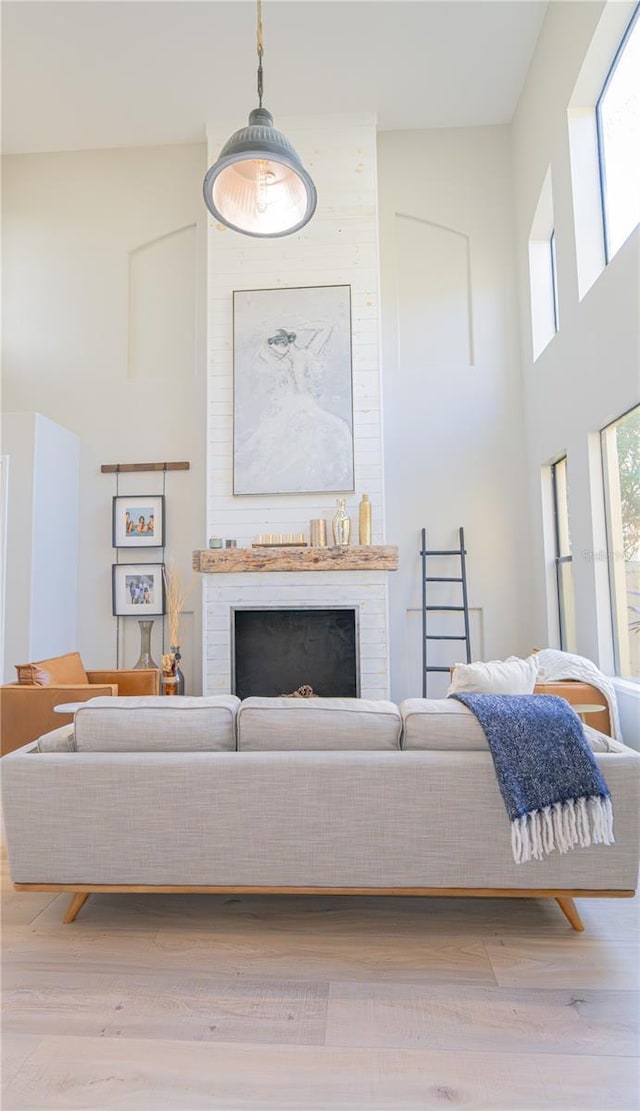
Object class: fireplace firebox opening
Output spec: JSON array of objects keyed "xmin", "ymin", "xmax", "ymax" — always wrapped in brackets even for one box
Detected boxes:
[{"xmin": 232, "ymin": 607, "xmax": 359, "ymax": 700}]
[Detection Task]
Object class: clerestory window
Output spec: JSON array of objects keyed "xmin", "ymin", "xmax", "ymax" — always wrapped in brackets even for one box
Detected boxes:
[{"xmin": 596, "ymin": 4, "xmax": 640, "ymax": 262}]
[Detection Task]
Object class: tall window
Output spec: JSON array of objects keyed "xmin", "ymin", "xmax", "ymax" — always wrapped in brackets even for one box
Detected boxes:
[
  {"xmin": 528, "ymin": 169, "xmax": 558, "ymax": 359},
  {"xmin": 602, "ymin": 406, "xmax": 640, "ymax": 680},
  {"xmin": 552, "ymin": 457, "xmax": 576, "ymax": 652},
  {"xmin": 550, "ymin": 229, "xmax": 559, "ymax": 334},
  {"xmin": 596, "ymin": 4, "xmax": 640, "ymax": 262}
]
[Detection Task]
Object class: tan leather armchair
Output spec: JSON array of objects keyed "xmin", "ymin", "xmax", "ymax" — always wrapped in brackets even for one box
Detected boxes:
[
  {"xmin": 533, "ymin": 680, "xmax": 611, "ymax": 737},
  {"xmin": 1, "ymin": 668, "xmax": 160, "ymax": 755}
]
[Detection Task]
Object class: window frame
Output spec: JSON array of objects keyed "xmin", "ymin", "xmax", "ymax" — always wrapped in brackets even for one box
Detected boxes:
[
  {"xmin": 601, "ymin": 404, "xmax": 640, "ymax": 681},
  {"xmin": 595, "ymin": 3, "xmax": 640, "ymax": 263},
  {"xmin": 551, "ymin": 456, "xmax": 575, "ymax": 652},
  {"xmin": 528, "ymin": 168, "xmax": 557, "ymax": 360}
]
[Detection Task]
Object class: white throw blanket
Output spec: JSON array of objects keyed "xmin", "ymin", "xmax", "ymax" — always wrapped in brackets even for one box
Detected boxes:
[{"xmin": 535, "ymin": 648, "xmax": 623, "ymax": 742}]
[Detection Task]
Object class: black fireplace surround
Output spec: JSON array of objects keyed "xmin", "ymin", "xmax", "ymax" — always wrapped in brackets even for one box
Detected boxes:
[{"xmin": 233, "ymin": 608, "xmax": 358, "ymax": 699}]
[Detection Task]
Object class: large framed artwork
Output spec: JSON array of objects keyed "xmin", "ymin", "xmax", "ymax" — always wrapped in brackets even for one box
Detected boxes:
[{"xmin": 233, "ymin": 285, "xmax": 354, "ymax": 495}]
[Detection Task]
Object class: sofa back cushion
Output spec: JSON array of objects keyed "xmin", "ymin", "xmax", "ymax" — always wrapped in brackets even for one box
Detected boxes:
[
  {"xmin": 237, "ymin": 697, "xmax": 402, "ymax": 751},
  {"xmin": 401, "ymin": 699, "xmax": 488, "ymax": 750},
  {"xmin": 36, "ymin": 724, "xmax": 77, "ymax": 752},
  {"xmin": 401, "ymin": 699, "xmax": 619, "ymax": 754},
  {"xmin": 16, "ymin": 651, "xmax": 88, "ymax": 687},
  {"xmin": 582, "ymin": 725, "xmax": 627, "ymax": 753},
  {"xmin": 73, "ymin": 696, "xmax": 239, "ymax": 751}
]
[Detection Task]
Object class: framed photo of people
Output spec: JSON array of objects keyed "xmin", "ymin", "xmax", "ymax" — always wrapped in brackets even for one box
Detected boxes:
[
  {"xmin": 233, "ymin": 284, "xmax": 354, "ymax": 495},
  {"xmin": 113, "ymin": 494, "xmax": 165, "ymax": 548},
  {"xmin": 112, "ymin": 563, "xmax": 166, "ymax": 616}
]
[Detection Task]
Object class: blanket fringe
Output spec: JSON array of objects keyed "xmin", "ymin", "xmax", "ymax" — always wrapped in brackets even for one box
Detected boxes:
[{"xmin": 511, "ymin": 795, "xmax": 614, "ymax": 864}]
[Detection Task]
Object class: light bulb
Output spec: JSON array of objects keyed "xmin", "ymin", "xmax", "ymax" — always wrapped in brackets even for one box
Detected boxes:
[{"xmin": 256, "ymin": 159, "xmax": 276, "ymax": 213}]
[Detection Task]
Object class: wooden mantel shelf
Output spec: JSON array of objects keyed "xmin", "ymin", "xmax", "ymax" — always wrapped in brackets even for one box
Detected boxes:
[{"xmin": 193, "ymin": 545, "xmax": 399, "ymax": 574}]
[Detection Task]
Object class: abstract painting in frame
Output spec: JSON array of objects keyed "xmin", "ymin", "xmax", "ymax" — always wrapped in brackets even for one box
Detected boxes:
[{"xmin": 233, "ymin": 284, "xmax": 354, "ymax": 495}]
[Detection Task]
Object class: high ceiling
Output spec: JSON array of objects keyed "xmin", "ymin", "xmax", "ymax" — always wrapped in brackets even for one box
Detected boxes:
[{"xmin": 2, "ymin": 1, "xmax": 548, "ymax": 154}]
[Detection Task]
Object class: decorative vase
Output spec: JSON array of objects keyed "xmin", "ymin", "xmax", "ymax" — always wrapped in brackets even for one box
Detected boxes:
[
  {"xmin": 133, "ymin": 620, "xmax": 158, "ymax": 670},
  {"xmin": 162, "ymin": 666, "xmax": 177, "ymax": 693},
  {"xmin": 332, "ymin": 497, "xmax": 351, "ymax": 546},
  {"xmin": 358, "ymin": 493, "xmax": 371, "ymax": 545},
  {"xmin": 162, "ymin": 672, "xmax": 178, "ymax": 695},
  {"xmin": 169, "ymin": 645, "xmax": 185, "ymax": 696},
  {"xmin": 310, "ymin": 519, "xmax": 327, "ymax": 547}
]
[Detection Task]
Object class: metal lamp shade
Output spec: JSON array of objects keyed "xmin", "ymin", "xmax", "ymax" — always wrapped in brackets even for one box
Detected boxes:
[{"xmin": 203, "ymin": 109, "xmax": 317, "ymax": 237}]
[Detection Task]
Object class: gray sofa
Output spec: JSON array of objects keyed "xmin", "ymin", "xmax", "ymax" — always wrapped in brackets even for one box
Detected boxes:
[{"xmin": 2, "ymin": 695, "xmax": 639, "ymax": 931}]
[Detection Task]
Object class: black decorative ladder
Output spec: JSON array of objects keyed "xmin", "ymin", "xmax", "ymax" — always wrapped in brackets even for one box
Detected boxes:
[{"xmin": 421, "ymin": 527, "xmax": 471, "ymax": 697}]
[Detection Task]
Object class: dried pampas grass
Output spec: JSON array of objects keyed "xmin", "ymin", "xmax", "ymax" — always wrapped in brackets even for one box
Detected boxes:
[{"xmin": 163, "ymin": 559, "xmax": 192, "ymax": 647}]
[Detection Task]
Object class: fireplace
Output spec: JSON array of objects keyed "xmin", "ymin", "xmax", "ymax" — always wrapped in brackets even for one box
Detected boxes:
[{"xmin": 233, "ymin": 607, "xmax": 359, "ymax": 699}]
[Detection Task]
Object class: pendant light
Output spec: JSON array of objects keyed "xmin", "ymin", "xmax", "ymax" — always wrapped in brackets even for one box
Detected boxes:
[{"xmin": 203, "ymin": 0, "xmax": 317, "ymax": 237}]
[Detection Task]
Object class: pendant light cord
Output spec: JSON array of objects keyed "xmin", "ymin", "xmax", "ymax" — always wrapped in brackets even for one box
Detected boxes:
[{"xmin": 257, "ymin": 0, "xmax": 264, "ymax": 107}]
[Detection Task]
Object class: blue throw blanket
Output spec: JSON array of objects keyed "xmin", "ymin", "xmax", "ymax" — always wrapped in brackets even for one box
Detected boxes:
[{"xmin": 451, "ymin": 693, "xmax": 614, "ymax": 864}]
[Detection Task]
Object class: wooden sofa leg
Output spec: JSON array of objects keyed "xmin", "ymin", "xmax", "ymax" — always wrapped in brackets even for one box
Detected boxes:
[
  {"xmin": 555, "ymin": 896, "xmax": 584, "ymax": 932},
  {"xmin": 63, "ymin": 892, "xmax": 89, "ymax": 924}
]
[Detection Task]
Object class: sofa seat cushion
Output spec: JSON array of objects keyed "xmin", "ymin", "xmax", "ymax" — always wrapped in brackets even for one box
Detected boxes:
[
  {"xmin": 15, "ymin": 651, "xmax": 88, "ymax": 687},
  {"xmin": 401, "ymin": 699, "xmax": 624, "ymax": 754},
  {"xmin": 237, "ymin": 697, "xmax": 402, "ymax": 751},
  {"xmin": 73, "ymin": 696, "xmax": 240, "ymax": 751}
]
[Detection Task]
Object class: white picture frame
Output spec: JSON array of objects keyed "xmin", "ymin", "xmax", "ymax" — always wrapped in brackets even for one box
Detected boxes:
[
  {"xmin": 112, "ymin": 563, "xmax": 165, "ymax": 616},
  {"xmin": 112, "ymin": 494, "xmax": 165, "ymax": 548}
]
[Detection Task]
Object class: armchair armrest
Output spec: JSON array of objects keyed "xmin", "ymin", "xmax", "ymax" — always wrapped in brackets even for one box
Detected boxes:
[
  {"xmin": 86, "ymin": 669, "xmax": 160, "ymax": 696},
  {"xmin": 1, "ymin": 684, "xmax": 117, "ymax": 756}
]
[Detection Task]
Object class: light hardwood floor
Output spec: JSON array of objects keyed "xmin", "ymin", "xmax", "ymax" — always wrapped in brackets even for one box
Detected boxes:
[{"xmin": 2, "ymin": 848, "xmax": 638, "ymax": 1110}]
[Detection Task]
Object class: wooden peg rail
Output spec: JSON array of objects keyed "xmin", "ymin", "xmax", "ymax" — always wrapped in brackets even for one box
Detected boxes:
[{"xmin": 101, "ymin": 462, "xmax": 190, "ymax": 473}]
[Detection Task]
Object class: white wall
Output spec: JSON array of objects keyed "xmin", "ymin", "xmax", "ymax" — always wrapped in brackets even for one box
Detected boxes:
[
  {"xmin": 1, "ymin": 414, "xmax": 36, "ymax": 676},
  {"xmin": 3, "ymin": 16, "xmax": 636, "ymax": 734},
  {"xmin": 1, "ymin": 412, "xmax": 80, "ymax": 679},
  {"xmin": 2, "ymin": 144, "xmax": 207, "ymax": 690},
  {"xmin": 0, "ymin": 454, "xmax": 9, "ymax": 678},
  {"xmin": 204, "ymin": 114, "xmax": 390, "ymax": 698},
  {"xmin": 378, "ymin": 126, "xmax": 532, "ymax": 702},
  {"xmin": 30, "ymin": 414, "xmax": 80, "ymax": 661},
  {"xmin": 511, "ymin": 0, "xmax": 640, "ymax": 745}
]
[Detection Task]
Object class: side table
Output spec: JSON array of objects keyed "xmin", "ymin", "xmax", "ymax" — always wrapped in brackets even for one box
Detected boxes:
[
  {"xmin": 53, "ymin": 703, "xmax": 89, "ymax": 715},
  {"xmin": 572, "ymin": 703, "xmax": 607, "ymax": 723}
]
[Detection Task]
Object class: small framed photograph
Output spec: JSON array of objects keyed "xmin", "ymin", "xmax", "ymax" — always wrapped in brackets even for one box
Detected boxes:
[
  {"xmin": 112, "ymin": 495, "xmax": 165, "ymax": 548},
  {"xmin": 112, "ymin": 563, "xmax": 165, "ymax": 616}
]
